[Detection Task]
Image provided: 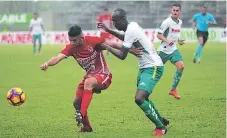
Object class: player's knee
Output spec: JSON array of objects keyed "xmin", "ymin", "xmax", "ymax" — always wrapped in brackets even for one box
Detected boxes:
[
  {"xmin": 178, "ymin": 64, "xmax": 184, "ymax": 71},
  {"xmin": 135, "ymin": 96, "xmax": 145, "ymax": 105},
  {"xmin": 84, "ymin": 78, "xmax": 96, "ymax": 89}
]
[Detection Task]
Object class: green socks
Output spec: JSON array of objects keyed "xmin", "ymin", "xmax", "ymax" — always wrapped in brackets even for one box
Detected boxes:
[
  {"xmin": 138, "ymin": 100, "xmax": 164, "ymax": 129},
  {"xmin": 33, "ymin": 44, "xmax": 36, "ymax": 55},
  {"xmin": 171, "ymin": 70, "xmax": 182, "ymax": 91}
]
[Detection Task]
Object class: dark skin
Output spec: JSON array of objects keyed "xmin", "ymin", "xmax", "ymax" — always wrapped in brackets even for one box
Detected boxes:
[{"xmin": 98, "ymin": 10, "xmax": 149, "ymax": 105}]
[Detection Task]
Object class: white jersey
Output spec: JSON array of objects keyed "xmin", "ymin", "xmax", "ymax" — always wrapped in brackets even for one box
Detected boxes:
[
  {"xmin": 123, "ymin": 22, "xmax": 163, "ymax": 69},
  {"xmin": 157, "ymin": 17, "xmax": 182, "ymax": 54},
  {"xmin": 29, "ymin": 18, "xmax": 44, "ymax": 35}
]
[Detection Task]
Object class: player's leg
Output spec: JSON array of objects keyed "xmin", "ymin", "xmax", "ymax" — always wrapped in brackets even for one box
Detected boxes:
[
  {"xmin": 136, "ymin": 67, "xmax": 167, "ymax": 136},
  {"xmin": 194, "ymin": 30, "xmax": 204, "ymax": 63},
  {"xmin": 32, "ymin": 34, "xmax": 37, "ymax": 55},
  {"xmin": 169, "ymin": 50, "xmax": 184, "ymax": 99},
  {"xmin": 73, "ymin": 82, "xmax": 84, "ymax": 126},
  {"xmin": 73, "ymin": 80, "xmax": 93, "ymax": 133},
  {"xmin": 80, "ymin": 77, "xmax": 99, "ymax": 117},
  {"xmin": 198, "ymin": 32, "xmax": 209, "ymax": 61},
  {"xmin": 38, "ymin": 34, "xmax": 42, "ymax": 55}
]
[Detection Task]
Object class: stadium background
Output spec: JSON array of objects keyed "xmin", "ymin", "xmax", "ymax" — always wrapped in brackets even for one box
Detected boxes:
[
  {"xmin": 0, "ymin": 1, "xmax": 226, "ymax": 45},
  {"xmin": 0, "ymin": 1, "xmax": 226, "ymax": 138}
]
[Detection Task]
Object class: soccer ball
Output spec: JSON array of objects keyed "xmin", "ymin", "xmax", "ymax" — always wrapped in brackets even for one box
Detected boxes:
[{"xmin": 7, "ymin": 88, "xmax": 26, "ymax": 106}]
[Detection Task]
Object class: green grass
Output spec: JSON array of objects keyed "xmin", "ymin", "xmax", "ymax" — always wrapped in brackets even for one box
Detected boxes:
[{"xmin": 0, "ymin": 42, "xmax": 226, "ymax": 138}]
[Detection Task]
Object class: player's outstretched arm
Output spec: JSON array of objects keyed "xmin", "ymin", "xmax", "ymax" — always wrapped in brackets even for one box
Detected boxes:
[
  {"xmin": 157, "ymin": 33, "xmax": 173, "ymax": 46},
  {"xmin": 97, "ymin": 23, "xmax": 124, "ymax": 40},
  {"xmin": 100, "ymin": 43, "xmax": 129, "ymax": 60},
  {"xmin": 40, "ymin": 53, "xmax": 65, "ymax": 71},
  {"xmin": 101, "ymin": 41, "xmax": 142, "ymax": 57}
]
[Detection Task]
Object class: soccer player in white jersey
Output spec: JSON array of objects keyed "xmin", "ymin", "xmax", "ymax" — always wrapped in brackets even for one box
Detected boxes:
[
  {"xmin": 157, "ymin": 4, "xmax": 185, "ymax": 99},
  {"xmin": 29, "ymin": 12, "xmax": 45, "ymax": 56},
  {"xmin": 98, "ymin": 8, "xmax": 168, "ymax": 137}
]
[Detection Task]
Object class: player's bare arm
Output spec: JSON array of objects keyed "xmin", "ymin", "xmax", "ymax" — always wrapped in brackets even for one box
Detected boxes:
[
  {"xmin": 99, "ymin": 41, "xmax": 142, "ymax": 57},
  {"xmin": 101, "ymin": 43, "xmax": 129, "ymax": 60},
  {"xmin": 157, "ymin": 33, "xmax": 174, "ymax": 46},
  {"xmin": 29, "ymin": 27, "xmax": 32, "ymax": 33},
  {"xmin": 207, "ymin": 20, "xmax": 217, "ymax": 25},
  {"xmin": 40, "ymin": 53, "xmax": 65, "ymax": 70},
  {"xmin": 192, "ymin": 20, "xmax": 197, "ymax": 30},
  {"xmin": 41, "ymin": 24, "xmax": 45, "ymax": 34},
  {"xmin": 97, "ymin": 23, "xmax": 124, "ymax": 40}
]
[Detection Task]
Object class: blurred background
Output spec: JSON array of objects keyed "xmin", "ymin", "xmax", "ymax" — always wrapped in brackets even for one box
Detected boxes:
[{"xmin": 0, "ymin": 1, "xmax": 226, "ymax": 31}]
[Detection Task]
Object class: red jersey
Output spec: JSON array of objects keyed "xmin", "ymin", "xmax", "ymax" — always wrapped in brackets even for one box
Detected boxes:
[
  {"xmin": 97, "ymin": 13, "xmax": 112, "ymax": 28},
  {"xmin": 61, "ymin": 36, "xmax": 110, "ymax": 77}
]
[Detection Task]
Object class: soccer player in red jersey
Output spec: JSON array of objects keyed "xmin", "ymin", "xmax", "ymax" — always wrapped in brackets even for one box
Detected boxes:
[
  {"xmin": 97, "ymin": 8, "xmax": 112, "ymax": 40},
  {"xmin": 40, "ymin": 25, "xmax": 142, "ymax": 133}
]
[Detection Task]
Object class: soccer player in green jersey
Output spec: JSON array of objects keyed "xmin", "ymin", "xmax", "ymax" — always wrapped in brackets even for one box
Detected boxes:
[
  {"xmin": 157, "ymin": 4, "xmax": 185, "ymax": 99},
  {"xmin": 98, "ymin": 8, "xmax": 168, "ymax": 136}
]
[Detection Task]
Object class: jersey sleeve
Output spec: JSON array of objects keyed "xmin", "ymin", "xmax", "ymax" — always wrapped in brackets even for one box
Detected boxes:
[
  {"xmin": 192, "ymin": 14, "xmax": 197, "ymax": 21},
  {"xmin": 209, "ymin": 14, "xmax": 216, "ymax": 22},
  {"xmin": 40, "ymin": 18, "xmax": 44, "ymax": 25},
  {"xmin": 122, "ymin": 25, "xmax": 137, "ymax": 49},
  {"xmin": 29, "ymin": 20, "xmax": 33, "ymax": 28},
  {"xmin": 61, "ymin": 44, "xmax": 72, "ymax": 57},
  {"xmin": 92, "ymin": 36, "xmax": 105, "ymax": 47},
  {"xmin": 157, "ymin": 20, "xmax": 169, "ymax": 34}
]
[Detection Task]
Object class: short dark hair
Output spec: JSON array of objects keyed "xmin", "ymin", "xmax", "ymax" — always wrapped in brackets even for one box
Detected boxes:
[
  {"xmin": 68, "ymin": 25, "xmax": 82, "ymax": 37},
  {"xmin": 104, "ymin": 8, "xmax": 108, "ymax": 11},
  {"xmin": 34, "ymin": 12, "xmax": 38, "ymax": 15},
  {"xmin": 114, "ymin": 8, "xmax": 126, "ymax": 17},
  {"xmin": 173, "ymin": 3, "xmax": 181, "ymax": 9}
]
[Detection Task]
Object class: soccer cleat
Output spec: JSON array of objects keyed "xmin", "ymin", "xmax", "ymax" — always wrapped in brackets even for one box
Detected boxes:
[
  {"xmin": 75, "ymin": 110, "xmax": 83, "ymax": 126},
  {"xmin": 77, "ymin": 127, "xmax": 93, "ymax": 133},
  {"xmin": 153, "ymin": 127, "xmax": 167, "ymax": 136},
  {"xmin": 169, "ymin": 89, "xmax": 180, "ymax": 99},
  {"xmin": 193, "ymin": 54, "xmax": 201, "ymax": 64}
]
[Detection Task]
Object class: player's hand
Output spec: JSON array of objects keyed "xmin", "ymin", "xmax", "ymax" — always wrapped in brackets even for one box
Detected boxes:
[
  {"xmin": 206, "ymin": 21, "xmax": 213, "ymax": 25},
  {"xmin": 97, "ymin": 22, "xmax": 110, "ymax": 32},
  {"xmin": 129, "ymin": 48, "xmax": 143, "ymax": 57},
  {"xmin": 178, "ymin": 40, "xmax": 185, "ymax": 45},
  {"xmin": 166, "ymin": 39, "xmax": 174, "ymax": 46},
  {"xmin": 40, "ymin": 62, "xmax": 49, "ymax": 71},
  {"xmin": 192, "ymin": 26, "xmax": 196, "ymax": 30}
]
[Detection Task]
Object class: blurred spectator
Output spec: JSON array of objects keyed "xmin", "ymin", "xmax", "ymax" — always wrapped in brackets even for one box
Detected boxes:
[
  {"xmin": 97, "ymin": 8, "xmax": 113, "ymax": 39},
  {"xmin": 97, "ymin": 8, "xmax": 113, "ymax": 57}
]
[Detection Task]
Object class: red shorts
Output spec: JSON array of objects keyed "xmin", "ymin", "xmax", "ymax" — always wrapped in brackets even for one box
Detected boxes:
[{"xmin": 75, "ymin": 73, "xmax": 112, "ymax": 97}]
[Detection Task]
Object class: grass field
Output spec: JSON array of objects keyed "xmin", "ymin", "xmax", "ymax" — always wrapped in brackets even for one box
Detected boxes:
[{"xmin": 0, "ymin": 42, "xmax": 226, "ymax": 138}]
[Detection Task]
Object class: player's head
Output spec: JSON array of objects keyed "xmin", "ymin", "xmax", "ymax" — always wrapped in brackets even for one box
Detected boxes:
[
  {"xmin": 34, "ymin": 12, "xmax": 38, "ymax": 19},
  {"xmin": 201, "ymin": 6, "xmax": 207, "ymax": 15},
  {"xmin": 112, "ymin": 8, "xmax": 128, "ymax": 31},
  {"xmin": 171, "ymin": 4, "xmax": 181, "ymax": 19},
  {"xmin": 68, "ymin": 25, "xmax": 84, "ymax": 47},
  {"xmin": 104, "ymin": 8, "xmax": 109, "ymax": 15}
]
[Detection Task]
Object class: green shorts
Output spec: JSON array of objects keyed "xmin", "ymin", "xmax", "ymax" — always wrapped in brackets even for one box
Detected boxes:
[
  {"xmin": 137, "ymin": 66, "xmax": 164, "ymax": 94},
  {"xmin": 33, "ymin": 34, "xmax": 42, "ymax": 43},
  {"xmin": 158, "ymin": 49, "xmax": 183, "ymax": 64}
]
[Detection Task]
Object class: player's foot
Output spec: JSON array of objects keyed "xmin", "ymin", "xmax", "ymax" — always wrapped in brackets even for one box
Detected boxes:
[
  {"xmin": 75, "ymin": 110, "xmax": 83, "ymax": 126},
  {"xmin": 154, "ymin": 118, "xmax": 169, "ymax": 130},
  {"xmin": 169, "ymin": 89, "xmax": 180, "ymax": 99},
  {"xmin": 193, "ymin": 54, "xmax": 201, "ymax": 64},
  {"xmin": 77, "ymin": 127, "xmax": 93, "ymax": 133},
  {"xmin": 153, "ymin": 127, "xmax": 167, "ymax": 136},
  {"xmin": 162, "ymin": 118, "xmax": 169, "ymax": 126}
]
